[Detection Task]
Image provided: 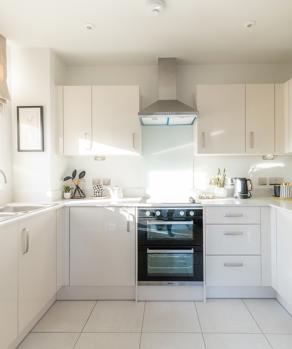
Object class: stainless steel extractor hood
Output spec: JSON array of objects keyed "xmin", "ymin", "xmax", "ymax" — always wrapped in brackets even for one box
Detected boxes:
[{"xmin": 139, "ymin": 58, "xmax": 197, "ymax": 126}]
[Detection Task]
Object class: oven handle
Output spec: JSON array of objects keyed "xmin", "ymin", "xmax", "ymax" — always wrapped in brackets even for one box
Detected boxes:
[
  {"xmin": 146, "ymin": 220, "xmax": 193, "ymax": 225},
  {"xmin": 147, "ymin": 249, "xmax": 194, "ymax": 254}
]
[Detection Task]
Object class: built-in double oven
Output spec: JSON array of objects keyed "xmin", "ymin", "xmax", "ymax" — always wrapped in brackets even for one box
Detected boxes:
[{"xmin": 138, "ymin": 207, "xmax": 203, "ymax": 285}]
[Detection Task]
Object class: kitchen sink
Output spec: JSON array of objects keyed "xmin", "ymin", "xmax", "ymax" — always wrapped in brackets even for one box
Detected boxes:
[{"xmin": 0, "ymin": 212, "xmax": 20, "ymax": 222}]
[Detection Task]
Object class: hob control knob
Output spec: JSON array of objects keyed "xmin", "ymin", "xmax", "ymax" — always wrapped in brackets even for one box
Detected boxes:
[
  {"xmin": 155, "ymin": 210, "xmax": 161, "ymax": 216},
  {"xmin": 179, "ymin": 210, "xmax": 185, "ymax": 216},
  {"xmin": 189, "ymin": 211, "xmax": 195, "ymax": 216},
  {"xmin": 145, "ymin": 211, "xmax": 151, "ymax": 217}
]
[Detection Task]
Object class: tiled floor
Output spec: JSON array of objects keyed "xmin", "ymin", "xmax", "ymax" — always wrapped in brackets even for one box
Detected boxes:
[{"xmin": 18, "ymin": 299, "xmax": 292, "ymax": 349}]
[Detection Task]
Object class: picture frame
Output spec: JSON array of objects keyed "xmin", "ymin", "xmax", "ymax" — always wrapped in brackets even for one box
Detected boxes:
[{"xmin": 17, "ymin": 106, "xmax": 44, "ymax": 152}]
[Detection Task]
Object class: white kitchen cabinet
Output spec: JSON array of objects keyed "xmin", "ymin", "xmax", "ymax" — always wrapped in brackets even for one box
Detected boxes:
[
  {"xmin": 246, "ymin": 84, "xmax": 275, "ymax": 154},
  {"xmin": 196, "ymin": 84, "xmax": 246, "ymax": 154},
  {"xmin": 63, "ymin": 86, "xmax": 92, "ymax": 155},
  {"xmin": 206, "ymin": 256, "xmax": 261, "ymax": 286},
  {"xmin": 0, "ymin": 223, "xmax": 18, "ymax": 349},
  {"xmin": 70, "ymin": 207, "xmax": 136, "ymax": 287},
  {"xmin": 276, "ymin": 208, "xmax": 292, "ymax": 312},
  {"xmin": 18, "ymin": 211, "xmax": 57, "ymax": 333},
  {"xmin": 92, "ymin": 85, "xmax": 140, "ymax": 155}
]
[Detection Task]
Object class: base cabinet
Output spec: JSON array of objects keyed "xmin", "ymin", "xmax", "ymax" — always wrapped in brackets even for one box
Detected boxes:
[
  {"xmin": 275, "ymin": 208, "xmax": 292, "ymax": 312},
  {"xmin": 0, "ymin": 223, "xmax": 18, "ymax": 349},
  {"xmin": 18, "ymin": 211, "xmax": 57, "ymax": 333},
  {"xmin": 70, "ymin": 207, "xmax": 136, "ymax": 287}
]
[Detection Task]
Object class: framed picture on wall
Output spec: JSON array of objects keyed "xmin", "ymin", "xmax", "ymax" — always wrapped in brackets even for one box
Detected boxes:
[{"xmin": 17, "ymin": 106, "xmax": 44, "ymax": 152}]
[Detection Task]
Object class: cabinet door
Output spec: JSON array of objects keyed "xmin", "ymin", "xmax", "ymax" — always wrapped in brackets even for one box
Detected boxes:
[
  {"xmin": 196, "ymin": 84, "xmax": 245, "ymax": 154},
  {"xmin": 246, "ymin": 84, "xmax": 275, "ymax": 154},
  {"xmin": 286, "ymin": 80, "xmax": 292, "ymax": 153},
  {"xmin": 18, "ymin": 211, "xmax": 57, "ymax": 333},
  {"xmin": 63, "ymin": 86, "xmax": 92, "ymax": 155},
  {"xmin": 276, "ymin": 209, "xmax": 292, "ymax": 310},
  {"xmin": 70, "ymin": 207, "xmax": 135, "ymax": 286},
  {"xmin": 0, "ymin": 223, "xmax": 18, "ymax": 349},
  {"xmin": 92, "ymin": 86, "xmax": 140, "ymax": 155}
]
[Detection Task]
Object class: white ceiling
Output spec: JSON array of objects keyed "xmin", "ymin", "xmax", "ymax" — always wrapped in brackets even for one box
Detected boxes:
[{"xmin": 0, "ymin": 0, "xmax": 292, "ymax": 65}]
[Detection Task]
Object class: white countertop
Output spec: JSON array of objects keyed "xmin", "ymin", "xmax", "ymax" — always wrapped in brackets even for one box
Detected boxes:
[{"xmin": 1, "ymin": 196, "xmax": 292, "ymax": 227}]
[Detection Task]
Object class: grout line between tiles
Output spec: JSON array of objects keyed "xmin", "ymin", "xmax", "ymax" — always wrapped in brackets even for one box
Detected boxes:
[
  {"xmin": 194, "ymin": 301, "xmax": 207, "ymax": 349},
  {"xmin": 72, "ymin": 301, "xmax": 98, "ymax": 348},
  {"xmin": 242, "ymin": 299, "xmax": 274, "ymax": 349},
  {"xmin": 139, "ymin": 302, "xmax": 146, "ymax": 349}
]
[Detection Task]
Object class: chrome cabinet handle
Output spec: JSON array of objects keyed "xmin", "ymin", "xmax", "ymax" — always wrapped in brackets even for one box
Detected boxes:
[
  {"xmin": 250, "ymin": 131, "xmax": 255, "ymax": 149},
  {"xmin": 147, "ymin": 249, "xmax": 194, "ymax": 254},
  {"xmin": 224, "ymin": 262, "xmax": 244, "ymax": 267},
  {"xmin": 201, "ymin": 132, "xmax": 206, "ymax": 148},
  {"xmin": 224, "ymin": 213, "xmax": 244, "ymax": 218},
  {"xmin": 224, "ymin": 232, "xmax": 244, "ymax": 236},
  {"xmin": 21, "ymin": 228, "xmax": 30, "ymax": 254},
  {"xmin": 146, "ymin": 220, "xmax": 193, "ymax": 225},
  {"xmin": 84, "ymin": 132, "xmax": 92, "ymax": 150},
  {"xmin": 127, "ymin": 220, "xmax": 131, "ymax": 232},
  {"xmin": 132, "ymin": 132, "xmax": 136, "ymax": 149}
]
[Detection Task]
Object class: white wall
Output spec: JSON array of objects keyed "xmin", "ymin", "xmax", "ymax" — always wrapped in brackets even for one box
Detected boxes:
[
  {"xmin": 0, "ymin": 104, "xmax": 12, "ymax": 204},
  {"xmin": 10, "ymin": 47, "xmax": 66, "ymax": 202},
  {"xmin": 61, "ymin": 62, "xmax": 292, "ymax": 197}
]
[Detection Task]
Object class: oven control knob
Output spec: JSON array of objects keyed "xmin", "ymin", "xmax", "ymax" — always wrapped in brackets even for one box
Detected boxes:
[
  {"xmin": 145, "ymin": 210, "xmax": 151, "ymax": 217},
  {"xmin": 189, "ymin": 211, "xmax": 195, "ymax": 216},
  {"xmin": 155, "ymin": 210, "xmax": 161, "ymax": 216},
  {"xmin": 179, "ymin": 210, "xmax": 185, "ymax": 216}
]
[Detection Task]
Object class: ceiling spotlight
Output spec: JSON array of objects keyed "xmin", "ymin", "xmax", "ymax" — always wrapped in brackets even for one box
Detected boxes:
[
  {"xmin": 244, "ymin": 20, "xmax": 256, "ymax": 29},
  {"xmin": 148, "ymin": 0, "xmax": 166, "ymax": 16},
  {"xmin": 84, "ymin": 23, "xmax": 95, "ymax": 30}
]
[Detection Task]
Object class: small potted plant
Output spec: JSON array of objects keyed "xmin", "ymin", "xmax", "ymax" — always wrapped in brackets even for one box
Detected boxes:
[{"xmin": 63, "ymin": 185, "xmax": 71, "ymax": 199}]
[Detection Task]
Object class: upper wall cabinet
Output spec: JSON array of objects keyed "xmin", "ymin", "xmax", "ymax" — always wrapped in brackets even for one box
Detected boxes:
[
  {"xmin": 63, "ymin": 86, "xmax": 92, "ymax": 156},
  {"xmin": 59, "ymin": 85, "xmax": 140, "ymax": 156},
  {"xmin": 92, "ymin": 86, "xmax": 140, "ymax": 155},
  {"xmin": 196, "ymin": 84, "xmax": 246, "ymax": 154},
  {"xmin": 245, "ymin": 84, "xmax": 275, "ymax": 154}
]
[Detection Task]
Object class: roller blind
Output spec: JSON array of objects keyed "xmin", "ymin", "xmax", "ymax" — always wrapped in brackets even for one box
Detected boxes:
[{"xmin": 0, "ymin": 34, "xmax": 10, "ymax": 104}]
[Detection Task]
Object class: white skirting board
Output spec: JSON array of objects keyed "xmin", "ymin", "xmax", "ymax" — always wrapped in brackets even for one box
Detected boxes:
[
  {"xmin": 10, "ymin": 296, "xmax": 56, "ymax": 349},
  {"xmin": 58, "ymin": 285, "xmax": 275, "ymax": 301},
  {"xmin": 206, "ymin": 286, "xmax": 276, "ymax": 299},
  {"xmin": 57, "ymin": 286, "xmax": 136, "ymax": 300},
  {"xmin": 276, "ymin": 293, "xmax": 292, "ymax": 316}
]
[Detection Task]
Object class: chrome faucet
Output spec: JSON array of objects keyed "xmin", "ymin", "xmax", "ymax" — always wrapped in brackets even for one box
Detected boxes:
[{"xmin": 0, "ymin": 169, "xmax": 7, "ymax": 184}]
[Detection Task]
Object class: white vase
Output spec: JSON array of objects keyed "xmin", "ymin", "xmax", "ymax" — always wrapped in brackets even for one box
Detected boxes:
[
  {"xmin": 64, "ymin": 192, "xmax": 71, "ymax": 200},
  {"xmin": 214, "ymin": 187, "xmax": 227, "ymax": 198}
]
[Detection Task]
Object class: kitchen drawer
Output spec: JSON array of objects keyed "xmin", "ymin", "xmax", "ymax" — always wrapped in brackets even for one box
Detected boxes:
[
  {"xmin": 205, "ymin": 206, "xmax": 260, "ymax": 224},
  {"xmin": 206, "ymin": 256, "xmax": 261, "ymax": 286},
  {"xmin": 206, "ymin": 225, "xmax": 260, "ymax": 255}
]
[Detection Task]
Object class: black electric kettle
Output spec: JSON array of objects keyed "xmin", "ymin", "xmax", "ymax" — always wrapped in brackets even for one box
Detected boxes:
[{"xmin": 233, "ymin": 178, "xmax": 252, "ymax": 199}]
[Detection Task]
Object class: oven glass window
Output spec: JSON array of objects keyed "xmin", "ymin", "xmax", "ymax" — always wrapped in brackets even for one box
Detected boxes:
[
  {"xmin": 147, "ymin": 250, "xmax": 194, "ymax": 277},
  {"xmin": 146, "ymin": 221, "xmax": 193, "ymax": 240}
]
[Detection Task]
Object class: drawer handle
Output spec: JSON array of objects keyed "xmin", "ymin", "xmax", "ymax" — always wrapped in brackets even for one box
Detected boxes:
[
  {"xmin": 224, "ymin": 213, "xmax": 244, "ymax": 218},
  {"xmin": 224, "ymin": 232, "xmax": 244, "ymax": 236},
  {"xmin": 224, "ymin": 262, "xmax": 244, "ymax": 268}
]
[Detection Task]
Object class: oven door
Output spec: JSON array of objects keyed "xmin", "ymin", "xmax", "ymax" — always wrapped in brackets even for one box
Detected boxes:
[
  {"xmin": 138, "ymin": 219, "xmax": 202, "ymax": 246},
  {"xmin": 138, "ymin": 246, "xmax": 203, "ymax": 283}
]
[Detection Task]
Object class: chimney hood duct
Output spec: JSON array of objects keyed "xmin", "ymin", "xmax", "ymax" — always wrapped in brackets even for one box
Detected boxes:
[{"xmin": 139, "ymin": 58, "xmax": 197, "ymax": 126}]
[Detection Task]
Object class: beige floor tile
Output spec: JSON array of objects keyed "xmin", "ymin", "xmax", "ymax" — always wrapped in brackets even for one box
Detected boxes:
[
  {"xmin": 33, "ymin": 301, "xmax": 96, "ymax": 333},
  {"xmin": 143, "ymin": 302, "xmax": 200, "ymax": 333},
  {"xmin": 75, "ymin": 333, "xmax": 140, "ymax": 349},
  {"xmin": 141, "ymin": 333, "xmax": 205, "ymax": 349},
  {"xmin": 84, "ymin": 301, "xmax": 144, "ymax": 333},
  {"xmin": 17, "ymin": 333, "xmax": 79, "ymax": 349},
  {"xmin": 244, "ymin": 299, "xmax": 292, "ymax": 334},
  {"xmin": 196, "ymin": 299, "xmax": 260, "ymax": 333},
  {"xmin": 266, "ymin": 334, "xmax": 292, "ymax": 349},
  {"xmin": 204, "ymin": 334, "xmax": 271, "ymax": 349}
]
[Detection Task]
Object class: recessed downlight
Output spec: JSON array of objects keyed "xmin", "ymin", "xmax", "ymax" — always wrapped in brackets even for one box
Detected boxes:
[
  {"xmin": 84, "ymin": 23, "xmax": 95, "ymax": 30},
  {"xmin": 147, "ymin": 0, "xmax": 166, "ymax": 16},
  {"xmin": 244, "ymin": 20, "xmax": 256, "ymax": 29}
]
